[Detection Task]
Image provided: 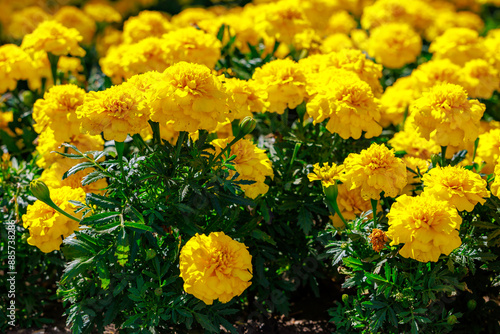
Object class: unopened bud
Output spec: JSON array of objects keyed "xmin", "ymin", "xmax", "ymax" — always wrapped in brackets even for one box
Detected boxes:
[
  {"xmin": 447, "ymin": 315, "xmax": 458, "ymax": 325},
  {"xmin": 154, "ymin": 287, "xmax": 163, "ymax": 296},
  {"xmin": 238, "ymin": 117, "xmax": 257, "ymax": 136},
  {"xmin": 467, "ymin": 299, "xmax": 477, "ymax": 311},
  {"xmin": 324, "ymin": 184, "xmax": 339, "ymax": 203},
  {"xmin": 30, "ymin": 180, "xmax": 52, "ymax": 204},
  {"xmin": 21, "ymin": 90, "xmax": 35, "ymax": 106},
  {"xmin": 341, "ymin": 294, "xmax": 349, "ymax": 303},
  {"xmin": 146, "ymin": 249, "xmax": 156, "ymax": 260}
]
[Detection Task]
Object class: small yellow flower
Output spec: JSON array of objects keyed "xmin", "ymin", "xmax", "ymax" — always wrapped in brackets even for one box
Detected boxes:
[
  {"xmin": 422, "ymin": 166, "xmax": 490, "ymax": 212},
  {"xmin": 429, "ymin": 27, "xmax": 486, "ymax": 66},
  {"xmin": 307, "ymin": 162, "xmax": 344, "ymax": 187},
  {"xmin": 179, "ymin": 232, "xmax": 253, "ymax": 305},
  {"xmin": 408, "ymin": 83, "xmax": 485, "ymax": 148},
  {"xmin": 210, "ymin": 137, "xmax": 274, "ymax": 199},
  {"xmin": 490, "ymin": 158, "xmax": 500, "ymax": 198},
  {"xmin": 340, "ymin": 143, "xmax": 407, "ymax": 200},
  {"xmin": 387, "ymin": 193, "xmax": 462, "ymax": 263},
  {"xmin": 21, "ymin": 20, "xmax": 86, "ymax": 57},
  {"xmin": 122, "ymin": 10, "xmax": 173, "ymax": 44},
  {"xmin": 459, "ymin": 59, "xmax": 500, "ymax": 99},
  {"xmin": 0, "ymin": 44, "xmax": 35, "ymax": 94},
  {"xmin": 54, "ymin": 6, "xmax": 96, "ymax": 44},
  {"xmin": 23, "ymin": 186, "xmax": 85, "ymax": 253}
]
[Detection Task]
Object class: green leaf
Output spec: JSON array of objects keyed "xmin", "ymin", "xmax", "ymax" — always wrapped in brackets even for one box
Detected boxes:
[
  {"xmin": 82, "ymin": 170, "xmax": 107, "ymax": 186},
  {"xmin": 82, "ymin": 212, "xmax": 120, "ymax": 225},
  {"xmin": 115, "ymin": 228, "xmax": 129, "ymax": 266},
  {"xmin": 298, "ymin": 207, "xmax": 313, "ymax": 235},
  {"xmin": 251, "ymin": 229, "xmax": 276, "ymax": 245},
  {"xmin": 194, "ymin": 313, "xmax": 218, "ymax": 333},
  {"xmin": 63, "ymin": 161, "xmax": 95, "ymax": 179},
  {"xmin": 86, "ymin": 193, "xmax": 120, "ymax": 209},
  {"xmin": 60, "ymin": 257, "xmax": 95, "ymax": 285},
  {"xmin": 124, "ymin": 221, "xmax": 153, "ymax": 232},
  {"xmin": 122, "ymin": 313, "xmax": 142, "ymax": 328}
]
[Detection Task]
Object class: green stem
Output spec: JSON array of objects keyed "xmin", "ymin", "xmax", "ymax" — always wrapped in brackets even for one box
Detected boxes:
[
  {"xmin": 441, "ymin": 146, "xmax": 447, "ymax": 167},
  {"xmin": 148, "ymin": 120, "xmax": 161, "ymax": 147},
  {"xmin": 207, "ymin": 131, "xmax": 247, "ymax": 171},
  {"xmin": 115, "ymin": 141, "xmax": 127, "ymax": 183},
  {"xmin": 47, "ymin": 53, "xmax": 60, "ymax": 86},
  {"xmin": 174, "ymin": 131, "xmax": 187, "ymax": 163},
  {"xmin": 324, "ymin": 184, "xmax": 348, "ymax": 228},
  {"xmin": 43, "ymin": 198, "xmax": 80, "ymax": 222},
  {"xmin": 371, "ymin": 198, "xmax": 378, "ymax": 224}
]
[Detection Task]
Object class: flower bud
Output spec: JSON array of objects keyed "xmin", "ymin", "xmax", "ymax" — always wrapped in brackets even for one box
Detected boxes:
[
  {"xmin": 341, "ymin": 294, "xmax": 349, "ymax": 303},
  {"xmin": 238, "ymin": 116, "xmax": 257, "ymax": 136},
  {"xmin": 447, "ymin": 315, "xmax": 458, "ymax": 325},
  {"xmin": 154, "ymin": 287, "xmax": 163, "ymax": 296},
  {"xmin": 21, "ymin": 90, "xmax": 35, "ymax": 106},
  {"xmin": 467, "ymin": 299, "xmax": 477, "ymax": 311},
  {"xmin": 324, "ymin": 184, "xmax": 339, "ymax": 203},
  {"xmin": 30, "ymin": 180, "xmax": 52, "ymax": 204},
  {"xmin": 146, "ymin": 249, "xmax": 156, "ymax": 260}
]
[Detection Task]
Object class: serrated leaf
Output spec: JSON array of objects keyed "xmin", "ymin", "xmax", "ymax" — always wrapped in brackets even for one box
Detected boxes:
[
  {"xmin": 298, "ymin": 207, "xmax": 313, "ymax": 235},
  {"xmin": 115, "ymin": 228, "xmax": 129, "ymax": 266},
  {"xmin": 60, "ymin": 256, "xmax": 95, "ymax": 285},
  {"xmin": 82, "ymin": 212, "xmax": 120, "ymax": 225},
  {"xmin": 124, "ymin": 221, "xmax": 153, "ymax": 232},
  {"xmin": 82, "ymin": 170, "xmax": 107, "ymax": 186},
  {"xmin": 194, "ymin": 313, "xmax": 218, "ymax": 333},
  {"xmin": 63, "ymin": 161, "xmax": 95, "ymax": 179},
  {"xmin": 86, "ymin": 193, "xmax": 120, "ymax": 209},
  {"xmin": 251, "ymin": 229, "xmax": 276, "ymax": 245}
]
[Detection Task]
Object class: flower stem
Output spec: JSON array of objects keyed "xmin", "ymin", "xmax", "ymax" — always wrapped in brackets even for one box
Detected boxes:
[
  {"xmin": 324, "ymin": 184, "xmax": 348, "ymax": 228},
  {"xmin": 43, "ymin": 198, "xmax": 80, "ymax": 222},
  {"xmin": 47, "ymin": 52, "xmax": 60, "ymax": 86},
  {"xmin": 115, "ymin": 141, "xmax": 127, "ymax": 183},
  {"xmin": 371, "ymin": 199, "xmax": 378, "ymax": 224},
  {"xmin": 441, "ymin": 146, "xmax": 447, "ymax": 167}
]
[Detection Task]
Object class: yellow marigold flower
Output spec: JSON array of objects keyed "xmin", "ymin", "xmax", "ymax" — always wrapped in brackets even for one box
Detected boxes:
[
  {"xmin": 331, "ymin": 184, "xmax": 379, "ymax": 227},
  {"xmin": 474, "ymin": 129, "xmax": 500, "ymax": 175},
  {"xmin": 0, "ymin": 44, "xmax": 35, "ymax": 94},
  {"xmin": 292, "ymin": 28, "xmax": 322, "ymax": 53},
  {"xmin": 323, "ymin": 10, "xmax": 357, "ymax": 35},
  {"xmin": 408, "ymin": 83, "xmax": 485, "ymax": 147},
  {"xmin": 32, "ymin": 84, "xmax": 86, "ymax": 142},
  {"xmin": 351, "ymin": 29, "xmax": 369, "ymax": 51},
  {"xmin": 424, "ymin": 10, "xmax": 484, "ymax": 41},
  {"xmin": 379, "ymin": 76, "xmax": 417, "ymax": 127},
  {"xmin": 179, "ymin": 232, "xmax": 253, "ymax": 305},
  {"xmin": 339, "ymin": 0, "xmax": 375, "ymax": 17},
  {"xmin": 422, "ymin": 166, "xmax": 490, "ymax": 212},
  {"xmin": 123, "ymin": 11, "xmax": 173, "ymax": 44},
  {"xmin": 21, "ymin": 20, "xmax": 86, "ymax": 57},
  {"xmin": 170, "ymin": 7, "xmax": 216, "ymax": 27},
  {"xmin": 96, "ymin": 26, "xmax": 123, "ymax": 57},
  {"xmin": 54, "ymin": 6, "xmax": 96, "ymax": 45},
  {"xmin": 83, "ymin": 3, "xmax": 121, "ymax": 23},
  {"xmin": 340, "ymin": 143, "xmax": 407, "ymax": 200},
  {"xmin": 36, "ymin": 129, "xmax": 105, "ymax": 169},
  {"xmin": 0, "ymin": 111, "xmax": 15, "ymax": 137},
  {"xmin": 401, "ymin": 156, "xmax": 430, "ymax": 195},
  {"xmin": 490, "ymin": 158, "xmax": 500, "ymax": 198},
  {"xmin": 162, "ymin": 27, "xmax": 222, "ymax": 70},
  {"xmin": 389, "ymin": 126, "xmax": 440, "ymax": 160},
  {"xmin": 410, "ymin": 59, "xmax": 463, "ymax": 94},
  {"xmin": 368, "ymin": 229, "xmax": 388, "ymax": 252},
  {"xmin": 7, "ymin": 6, "xmax": 50, "ymax": 40},
  {"xmin": 77, "ymin": 82, "xmax": 149, "ymax": 142},
  {"xmin": 308, "ymin": 162, "xmax": 344, "ymax": 187},
  {"xmin": 320, "ymin": 34, "xmax": 354, "ymax": 54},
  {"xmin": 225, "ymin": 78, "xmax": 269, "ymax": 119},
  {"xmin": 149, "ymin": 62, "xmax": 231, "ymax": 133},
  {"xmin": 361, "ymin": 0, "xmax": 434, "ymax": 32},
  {"xmin": 367, "ymin": 23, "xmax": 422, "ymax": 69},
  {"xmin": 39, "ymin": 159, "xmax": 107, "ymax": 195},
  {"xmin": 58, "ymin": 56, "xmax": 85, "ymax": 81},
  {"xmin": 22, "ymin": 186, "xmax": 85, "ymax": 253},
  {"xmin": 255, "ymin": 1, "xmax": 312, "ymax": 45},
  {"xmin": 211, "ymin": 137, "xmax": 274, "ymax": 199},
  {"xmin": 429, "ymin": 27, "xmax": 486, "ymax": 66},
  {"xmin": 459, "ymin": 59, "xmax": 500, "ymax": 99},
  {"xmin": 306, "ymin": 68, "xmax": 382, "ymax": 140},
  {"xmin": 386, "ymin": 193, "xmax": 462, "ymax": 263},
  {"xmin": 252, "ymin": 59, "xmax": 307, "ymax": 114}
]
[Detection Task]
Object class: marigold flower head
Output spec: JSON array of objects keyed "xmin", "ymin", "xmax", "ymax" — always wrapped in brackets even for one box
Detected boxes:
[
  {"xmin": 340, "ymin": 143, "xmax": 407, "ymax": 200},
  {"xmin": 298, "ymin": 0, "xmax": 341, "ymax": 31},
  {"xmin": 225, "ymin": 78, "xmax": 269, "ymax": 119},
  {"xmin": 323, "ymin": 10, "xmax": 357, "ymax": 35},
  {"xmin": 22, "ymin": 186, "xmax": 85, "ymax": 253},
  {"xmin": 489, "ymin": 158, "xmax": 500, "ymax": 198},
  {"xmin": 386, "ymin": 193, "xmax": 462, "ymax": 263},
  {"xmin": 459, "ymin": 59, "xmax": 500, "ymax": 99},
  {"xmin": 306, "ymin": 68, "xmax": 382, "ymax": 140},
  {"xmin": 252, "ymin": 58, "xmax": 307, "ymax": 114},
  {"xmin": 8, "ymin": 6, "xmax": 50, "ymax": 40},
  {"xmin": 388, "ymin": 125, "xmax": 441, "ymax": 160},
  {"xmin": 408, "ymin": 83, "xmax": 485, "ymax": 147},
  {"xmin": 83, "ymin": 3, "xmax": 121, "ymax": 23},
  {"xmin": 429, "ymin": 27, "xmax": 486, "ymax": 66},
  {"xmin": 96, "ymin": 26, "xmax": 123, "ymax": 57},
  {"xmin": 379, "ymin": 76, "xmax": 417, "ymax": 127},
  {"xmin": 179, "ymin": 232, "xmax": 252, "ymax": 305},
  {"xmin": 474, "ymin": 129, "xmax": 500, "ymax": 175},
  {"xmin": 308, "ymin": 162, "xmax": 344, "ymax": 187},
  {"xmin": 33, "ymin": 84, "xmax": 86, "ymax": 142},
  {"xmin": 368, "ymin": 229, "xmax": 388, "ymax": 252},
  {"xmin": 331, "ymin": 183, "xmax": 379, "ymax": 227},
  {"xmin": 422, "ymin": 166, "xmax": 490, "ymax": 212},
  {"xmin": 211, "ymin": 137, "xmax": 274, "ymax": 199},
  {"xmin": 170, "ymin": 7, "xmax": 217, "ymax": 27},
  {"xmin": 0, "ymin": 44, "xmax": 35, "ymax": 94},
  {"xmin": 367, "ymin": 23, "xmax": 422, "ymax": 69},
  {"xmin": 162, "ymin": 27, "xmax": 222, "ymax": 70},
  {"xmin": 424, "ymin": 10, "xmax": 484, "ymax": 41},
  {"xmin": 39, "ymin": 159, "xmax": 107, "ymax": 195},
  {"xmin": 77, "ymin": 82, "xmax": 149, "ymax": 142},
  {"xmin": 123, "ymin": 11, "xmax": 173, "ymax": 44},
  {"xmin": 320, "ymin": 34, "xmax": 354, "ymax": 54},
  {"xmin": 410, "ymin": 59, "xmax": 463, "ymax": 94},
  {"xmin": 36, "ymin": 129, "xmax": 105, "ymax": 169},
  {"xmin": 255, "ymin": 1, "xmax": 312, "ymax": 45},
  {"xmin": 21, "ymin": 20, "xmax": 86, "ymax": 57},
  {"xmin": 54, "ymin": 6, "xmax": 96, "ymax": 44},
  {"xmin": 149, "ymin": 62, "xmax": 231, "ymax": 133}
]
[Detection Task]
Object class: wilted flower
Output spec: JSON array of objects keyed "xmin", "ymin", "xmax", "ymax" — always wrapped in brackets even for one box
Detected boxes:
[
  {"xmin": 179, "ymin": 232, "xmax": 253, "ymax": 305},
  {"xmin": 368, "ymin": 229, "xmax": 388, "ymax": 253}
]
